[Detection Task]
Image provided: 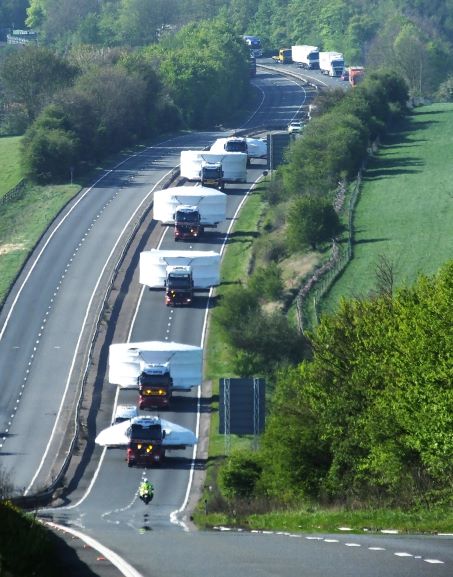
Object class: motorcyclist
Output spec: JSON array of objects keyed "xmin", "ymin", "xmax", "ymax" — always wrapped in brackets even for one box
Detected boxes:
[{"xmin": 139, "ymin": 478, "xmax": 154, "ymax": 504}]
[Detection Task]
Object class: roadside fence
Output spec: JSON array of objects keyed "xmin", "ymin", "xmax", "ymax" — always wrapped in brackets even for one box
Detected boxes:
[
  {"xmin": 296, "ymin": 169, "xmax": 363, "ymax": 334},
  {"xmin": 0, "ymin": 179, "xmax": 27, "ymax": 205}
]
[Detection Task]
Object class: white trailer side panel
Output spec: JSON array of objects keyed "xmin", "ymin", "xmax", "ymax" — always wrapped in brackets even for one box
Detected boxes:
[
  {"xmin": 109, "ymin": 341, "xmax": 203, "ymax": 389},
  {"xmin": 139, "ymin": 249, "xmax": 221, "ymax": 289},
  {"xmin": 153, "ymin": 186, "xmax": 227, "ymax": 225}
]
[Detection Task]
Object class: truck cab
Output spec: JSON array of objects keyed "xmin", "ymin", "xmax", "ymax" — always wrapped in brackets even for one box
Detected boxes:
[
  {"xmin": 126, "ymin": 419, "xmax": 166, "ymax": 467},
  {"xmin": 200, "ymin": 161, "xmax": 224, "ymax": 191},
  {"xmin": 272, "ymin": 48, "xmax": 292, "ymax": 64},
  {"xmin": 165, "ymin": 265, "xmax": 194, "ymax": 306},
  {"xmin": 174, "ymin": 205, "xmax": 204, "ymax": 240},
  {"xmin": 138, "ymin": 363, "xmax": 173, "ymax": 409}
]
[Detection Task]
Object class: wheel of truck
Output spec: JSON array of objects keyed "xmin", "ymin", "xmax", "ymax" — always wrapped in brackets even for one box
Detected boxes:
[{"xmin": 127, "ymin": 461, "xmax": 133, "ymax": 467}]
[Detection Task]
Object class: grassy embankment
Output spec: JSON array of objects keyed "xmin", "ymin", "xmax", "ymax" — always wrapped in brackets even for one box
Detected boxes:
[
  {"xmin": 0, "ymin": 136, "xmax": 80, "ymax": 304},
  {"xmin": 0, "ymin": 136, "xmax": 22, "ymax": 198},
  {"xmin": 197, "ymin": 104, "xmax": 453, "ymax": 533},
  {"xmin": 321, "ymin": 103, "xmax": 453, "ymax": 313}
]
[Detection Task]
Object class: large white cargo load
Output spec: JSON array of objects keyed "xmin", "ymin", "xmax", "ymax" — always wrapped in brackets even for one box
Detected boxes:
[
  {"xmin": 95, "ymin": 416, "xmax": 198, "ymax": 448},
  {"xmin": 153, "ymin": 186, "xmax": 227, "ymax": 225},
  {"xmin": 291, "ymin": 45, "xmax": 319, "ymax": 69},
  {"xmin": 210, "ymin": 137, "xmax": 267, "ymax": 160},
  {"xmin": 319, "ymin": 51, "xmax": 344, "ymax": 77},
  {"xmin": 180, "ymin": 150, "xmax": 247, "ymax": 183},
  {"xmin": 109, "ymin": 340, "xmax": 203, "ymax": 389},
  {"xmin": 140, "ymin": 249, "xmax": 220, "ymax": 289}
]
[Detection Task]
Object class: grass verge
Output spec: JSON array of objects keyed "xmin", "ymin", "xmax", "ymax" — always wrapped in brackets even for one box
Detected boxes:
[
  {"xmin": 321, "ymin": 103, "xmax": 453, "ymax": 314},
  {"xmin": 0, "ymin": 183, "xmax": 80, "ymax": 304},
  {"xmin": 0, "ymin": 136, "xmax": 23, "ymax": 198},
  {"xmin": 194, "ymin": 505, "xmax": 453, "ymax": 534}
]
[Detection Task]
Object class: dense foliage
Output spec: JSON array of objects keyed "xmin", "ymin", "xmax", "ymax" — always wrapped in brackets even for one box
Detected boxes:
[
  {"xmin": 226, "ymin": 260, "xmax": 453, "ymax": 506},
  {"xmin": 0, "ymin": 16, "xmax": 250, "ymax": 182},
  {"xmin": 19, "ymin": 0, "xmax": 453, "ymax": 96}
]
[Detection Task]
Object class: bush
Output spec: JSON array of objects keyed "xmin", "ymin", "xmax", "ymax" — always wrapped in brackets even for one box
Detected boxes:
[
  {"xmin": 22, "ymin": 126, "xmax": 79, "ymax": 183},
  {"xmin": 219, "ymin": 450, "xmax": 263, "ymax": 500},
  {"xmin": 248, "ymin": 263, "xmax": 284, "ymax": 301},
  {"xmin": 287, "ymin": 195, "xmax": 342, "ymax": 250}
]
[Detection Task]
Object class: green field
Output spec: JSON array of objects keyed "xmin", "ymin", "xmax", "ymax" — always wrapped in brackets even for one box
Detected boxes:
[
  {"xmin": 322, "ymin": 103, "xmax": 453, "ymax": 314},
  {"xmin": 0, "ymin": 136, "xmax": 23, "ymax": 197}
]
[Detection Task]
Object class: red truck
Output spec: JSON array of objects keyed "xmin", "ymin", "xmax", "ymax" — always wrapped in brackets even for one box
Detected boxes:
[
  {"xmin": 165, "ymin": 265, "xmax": 194, "ymax": 307},
  {"xmin": 126, "ymin": 419, "xmax": 166, "ymax": 467},
  {"xmin": 174, "ymin": 206, "xmax": 204, "ymax": 241},
  {"xmin": 138, "ymin": 364, "xmax": 173, "ymax": 409}
]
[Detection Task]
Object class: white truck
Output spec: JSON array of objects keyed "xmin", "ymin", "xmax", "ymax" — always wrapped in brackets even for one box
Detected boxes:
[
  {"xmin": 180, "ymin": 150, "xmax": 247, "ymax": 183},
  {"xmin": 108, "ymin": 340, "xmax": 203, "ymax": 390},
  {"xmin": 291, "ymin": 45, "xmax": 319, "ymax": 70},
  {"xmin": 319, "ymin": 51, "xmax": 344, "ymax": 77},
  {"xmin": 139, "ymin": 249, "xmax": 221, "ymax": 290},
  {"xmin": 209, "ymin": 136, "xmax": 267, "ymax": 164},
  {"xmin": 153, "ymin": 186, "xmax": 227, "ymax": 226}
]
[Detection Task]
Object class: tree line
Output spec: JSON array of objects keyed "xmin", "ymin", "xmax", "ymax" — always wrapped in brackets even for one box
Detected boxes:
[
  {"xmin": 4, "ymin": 0, "xmax": 453, "ymax": 97},
  {"xmin": 0, "ymin": 16, "xmax": 250, "ymax": 182}
]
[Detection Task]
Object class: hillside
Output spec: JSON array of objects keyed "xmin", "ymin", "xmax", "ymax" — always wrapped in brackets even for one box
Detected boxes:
[{"xmin": 322, "ymin": 103, "xmax": 453, "ymax": 314}]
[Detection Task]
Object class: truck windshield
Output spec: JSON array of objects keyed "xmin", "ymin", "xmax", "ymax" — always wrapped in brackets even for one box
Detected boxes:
[
  {"xmin": 332, "ymin": 60, "xmax": 344, "ymax": 67},
  {"xmin": 175, "ymin": 210, "xmax": 199, "ymax": 223},
  {"xmin": 167, "ymin": 275, "xmax": 192, "ymax": 289},
  {"xmin": 130, "ymin": 423, "xmax": 162, "ymax": 441},
  {"xmin": 225, "ymin": 141, "xmax": 247, "ymax": 152},
  {"xmin": 203, "ymin": 168, "xmax": 221, "ymax": 178},
  {"xmin": 139, "ymin": 372, "xmax": 171, "ymax": 386}
]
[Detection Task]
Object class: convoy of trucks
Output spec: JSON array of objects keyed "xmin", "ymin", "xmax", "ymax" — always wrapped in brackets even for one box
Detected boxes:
[
  {"xmin": 319, "ymin": 51, "xmax": 345, "ymax": 77},
  {"xmin": 291, "ymin": 45, "xmax": 319, "ymax": 69}
]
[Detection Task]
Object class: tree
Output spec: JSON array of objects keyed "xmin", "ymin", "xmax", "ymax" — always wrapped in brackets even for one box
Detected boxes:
[
  {"xmin": 287, "ymin": 195, "xmax": 342, "ymax": 250},
  {"xmin": 0, "ymin": 46, "xmax": 77, "ymax": 122},
  {"xmin": 22, "ymin": 124, "xmax": 79, "ymax": 183},
  {"xmin": 257, "ymin": 260, "xmax": 453, "ymax": 505}
]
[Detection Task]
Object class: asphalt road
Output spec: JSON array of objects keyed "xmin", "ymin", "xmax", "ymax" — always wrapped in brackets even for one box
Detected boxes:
[{"xmin": 1, "ymin": 68, "xmax": 451, "ymax": 577}]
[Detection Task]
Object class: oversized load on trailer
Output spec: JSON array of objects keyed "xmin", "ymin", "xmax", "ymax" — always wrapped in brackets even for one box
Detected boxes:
[
  {"xmin": 291, "ymin": 45, "xmax": 319, "ymax": 69},
  {"xmin": 95, "ymin": 415, "xmax": 197, "ymax": 467},
  {"xmin": 139, "ymin": 249, "xmax": 221, "ymax": 289},
  {"xmin": 108, "ymin": 341, "xmax": 203, "ymax": 390},
  {"xmin": 153, "ymin": 186, "xmax": 227, "ymax": 226},
  {"xmin": 210, "ymin": 137, "xmax": 267, "ymax": 162},
  {"xmin": 180, "ymin": 150, "xmax": 247, "ymax": 183}
]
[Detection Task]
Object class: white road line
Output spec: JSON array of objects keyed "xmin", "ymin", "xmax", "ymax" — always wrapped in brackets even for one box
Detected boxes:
[
  {"xmin": 43, "ymin": 521, "xmax": 144, "ymax": 577},
  {"xmin": 25, "ymin": 167, "xmax": 176, "ymax": 495}
]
